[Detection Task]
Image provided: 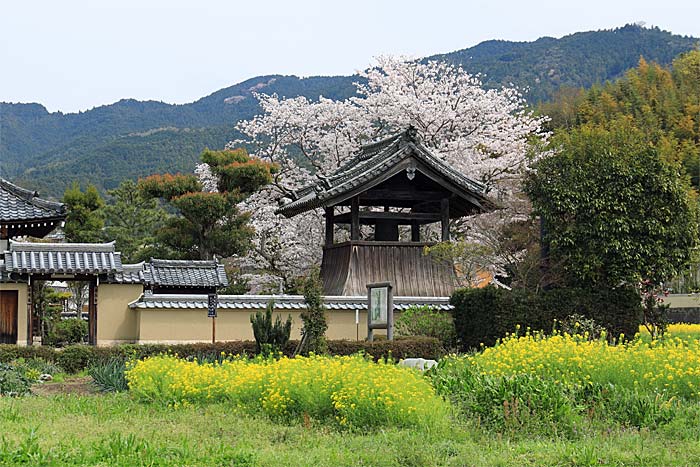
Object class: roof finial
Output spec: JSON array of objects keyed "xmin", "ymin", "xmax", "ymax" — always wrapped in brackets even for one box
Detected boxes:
[{"xmin": 405, "ymin": 125, "xmax": 418, "ymax": 140}]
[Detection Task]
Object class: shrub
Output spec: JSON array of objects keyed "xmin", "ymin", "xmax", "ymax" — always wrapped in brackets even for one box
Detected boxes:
[
  {"xmin": 10, "ymin": 357, "xmax": 62, "ymax": 378},
  {"xmin": 298, "ymin": 269, "xmax": 328, "ymax": 355},
  {"xmin": 46, "ymin": 318, "xmax": 88, "ymax": 347},
  {"xmin": 88, "ymin": 358, "xmax": 128, "ymax": 392},
  {"xmin": 0, "ymin": 363, "xmax": 32, "ymax": 396},
  {"xmin": 250, "ymin": 301, "xmax": 292, "ymax": 356},
  {"xmin": 451, "ymin": 285, "xmax": 642, "ymax": 349},
  {"xmin": 0, "ymin": 338, "xmax": 442, "ymax": 374},
  {"xmin": 395, "ymin": 305, "xmax": 457, "ymax": 350},
  {"xmin": 0, "ymin": 345, "xmax": 57, "ymax": 364},
  {"xmin": 325, "ymin": 337, "xmax": 444, "ymax": 361},
  {"xmin": 56, "ymin": 345, "xmax": 100, "ymax": 374}
]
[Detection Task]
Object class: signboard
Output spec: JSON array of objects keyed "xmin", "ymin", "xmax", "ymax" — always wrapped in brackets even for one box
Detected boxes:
[
  {"xmin": 367, "ymin": 282, "xmax": 393, "ymax": 341},
  {"xmin": 369, "ymin": 286, "xmax": 388, "ymax": 325},
  {"xmin": 207, "ymin": 293, "xmax": 218, "ymax": 318}
]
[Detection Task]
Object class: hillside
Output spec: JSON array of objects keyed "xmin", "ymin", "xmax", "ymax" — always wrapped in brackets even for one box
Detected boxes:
[{"xmin": 1, "ymin": 24, "xmax": 697, "ymax": 197}]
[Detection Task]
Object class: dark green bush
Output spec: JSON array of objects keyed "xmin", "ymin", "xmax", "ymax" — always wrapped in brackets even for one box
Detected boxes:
[
  {"xmin": 0, "ymin": 337, "xmax": 441, "ymax": 374},
  {"xmin": 46, "ymin": 318, "xmax": 88, "ymax": 347},
  {"xmin": 324, "ymin": 337, "xmax": 444, "ymax": 361},
  {"xmin": 451, "ymin": 286, "xmax": 642, "ymax": 350},
  {"xmin": 57, "ymin": 345, "xmax": 102, "ymax": 374},
  {"xmin": 250, "ymin": 301, "xmax": 292, "ymax": 356},
  {"xmin": 395, "ymin": 305, "xmax": 457, "ymax": 350},
  {"xmin": 0, "ymin": 345, "xmax": 56, "ymax": 364}
]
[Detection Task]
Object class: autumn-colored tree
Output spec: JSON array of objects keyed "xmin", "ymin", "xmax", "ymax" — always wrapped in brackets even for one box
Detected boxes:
[{"xmin": 138, "ymin": 148, "xmax": 275, "ymax": 260}]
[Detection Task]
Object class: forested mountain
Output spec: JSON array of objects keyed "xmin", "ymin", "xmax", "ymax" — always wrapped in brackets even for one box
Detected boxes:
[
  {"xmin": 1, "ymin": 24, "xmax": 697, "ymax": 197},
  {"xmin": 541, "ymin": 49, "xmax": 700, "ymax": 188}
]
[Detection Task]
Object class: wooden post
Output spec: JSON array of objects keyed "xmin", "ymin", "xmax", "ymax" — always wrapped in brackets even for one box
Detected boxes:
[
  {"xmin": 441, "ymin": 198, "xmax": 450, "ymax": 241},
  {"xmin": 325, "ymin": 207, "xmax": 334, "ymax": 246},
  {"xmin": 351, "ymin": 197, "xmax": 360, "ymax": 240},
  {"xmin": 26, "ymin": 277, "xmax": 33, "ymax": 346},
  {"xmin": 212, "ymin": 317, "xmax": 216, "ymax": 344},
  {"xmin": 88, "ymin": 281, "xmax": 97, "ymax": 346},
  {"xmin": 411, "ymin": 223, "xmax": 420, "ymax": 242}
]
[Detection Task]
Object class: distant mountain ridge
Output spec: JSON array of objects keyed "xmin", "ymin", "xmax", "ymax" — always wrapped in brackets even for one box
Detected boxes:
[{"xmin": 1, "ymin": 24, "xmax": 697, "ymax": 197}]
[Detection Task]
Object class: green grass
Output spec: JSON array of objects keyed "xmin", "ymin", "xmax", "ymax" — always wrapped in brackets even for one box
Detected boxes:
[{"xmin": 1, "ymin": 394, "xmax": 700, "ymax": 466}]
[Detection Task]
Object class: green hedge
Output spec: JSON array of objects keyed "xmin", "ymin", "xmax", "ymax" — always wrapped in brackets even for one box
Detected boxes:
[
  {"xmin": 451, "ymin": 286, "xmax": 642, "ymax": 350},
  {"xmin": 0, "ymin": 337, "xmax": 442, "ymax": 374}
]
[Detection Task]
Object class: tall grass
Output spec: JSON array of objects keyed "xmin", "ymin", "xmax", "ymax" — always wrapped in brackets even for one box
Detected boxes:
[{"xmin": 88, "ymin": 358, "xmax": 128, "ymax": 392}]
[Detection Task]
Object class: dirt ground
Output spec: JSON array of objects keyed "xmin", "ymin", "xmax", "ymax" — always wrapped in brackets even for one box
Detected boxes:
[{"xmin": 31, "ymin": 377, "xmax": 97, "ymax": 396}]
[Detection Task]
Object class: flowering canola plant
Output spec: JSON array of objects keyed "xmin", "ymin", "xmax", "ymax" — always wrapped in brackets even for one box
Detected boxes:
[
  {"xmin": 638, "ymin": 323, "xmax": 700, "ymax": 338},
  {"xmin": 448, "ymin": 331, "xmax": 700, "ymax": 400},
  {"xmin": 126, "ymin": 354, "xmax": 447, "ymax": 429}
]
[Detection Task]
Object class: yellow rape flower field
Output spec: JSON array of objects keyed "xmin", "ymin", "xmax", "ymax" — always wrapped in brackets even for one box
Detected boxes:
[
  {"xmin": 126, "ymin": 354, "xmax": 449, "ymax": 430},
  {"xmin": 458, "ymin": 330, "xmax": 700, "ymax": 399}
]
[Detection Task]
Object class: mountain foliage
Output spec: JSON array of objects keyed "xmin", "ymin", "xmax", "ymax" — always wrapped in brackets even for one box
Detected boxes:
[
  {"xmin": 541, "ymin": 50, "xmax": 700, "ymax": 188},
  {"xmin": 1, "ymin": 25, "xmax": 697, "ymax": 197}
]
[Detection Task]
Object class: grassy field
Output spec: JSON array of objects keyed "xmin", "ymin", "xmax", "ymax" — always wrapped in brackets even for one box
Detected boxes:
[
  {"xmin": 1, "ymin": 393, "xmax": 700, "ymax": 467},
  {"xmin": 3, "ymin": 328, "xmax": 700, "ymax": 466}
]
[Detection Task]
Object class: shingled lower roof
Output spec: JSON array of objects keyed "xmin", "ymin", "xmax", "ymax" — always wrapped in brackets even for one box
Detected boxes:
[
  {"xmin": 129, "ymin": 293, "xmax": 452, "ymax": 311},
  {"xmin": 143, "ymin": 259, "xmax": 228, "ymax": 289},
  {"xmin": 276, "ymin": 128, "xmax": 496, "ymax": 217},
  {"xmin": 105, "ymin": 262, "xmax": 145, "ymax": 284},
  {"xmin": 0, "ymin": 178, "xmax": 66, "ymax": 224},
  {"xmin": 3, "ymin": 241, "xmax": 122, "ymax": 275}
]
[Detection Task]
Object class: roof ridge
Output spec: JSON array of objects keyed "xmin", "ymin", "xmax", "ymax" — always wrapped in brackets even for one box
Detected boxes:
[
  {"xmin": 150, "ymin": 258, "xmax": 219, "ymax": 267},
  {"xmin": 0, "ymin": 178, "xmax": 37, "ymax": 201},
  {"xmin": 0, "ymin": 178, "xmax": 66, "ymax": 214},
  {"xmin": 8, "ymin": 240, "xmax": 116, "ymax": 252}
]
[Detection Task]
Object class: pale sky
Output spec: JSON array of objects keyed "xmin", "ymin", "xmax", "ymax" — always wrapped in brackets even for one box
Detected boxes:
[{"xmin": 2, "ymin": 0, "xmax": 699, "ymax": 113}]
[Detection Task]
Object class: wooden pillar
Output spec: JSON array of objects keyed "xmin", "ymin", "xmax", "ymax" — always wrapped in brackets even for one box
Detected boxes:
[
  {"xmin": 441, "ymin": 198, "xmax": 450, "ymax": 242},
  {"xmin": 325, "ymin": 207, "xmax": 334, "ymax": 246},
  {"xmin": 351, "ymin": 197, "xmax": 360, "ymax": 241},
  {"xmin": 26, "ymin": 277, "xmax": 33, "ymax": 346},
  {"xmin": 88, "ymin": 280, "xmax": 97, "ymax": 346},
  {"xmin": 411, "ymin": 223, "xmax": 420, "ymax": 242}
]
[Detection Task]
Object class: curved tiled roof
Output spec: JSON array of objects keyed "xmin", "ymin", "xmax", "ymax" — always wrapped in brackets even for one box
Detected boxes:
[
  {"xmin": 276, "ymin": 127, "xmax": 496, "ymax": 217},
  {"xmin": 3, "ymin": 240, "xmax": 122, "ymax": 275},
  {"xmin": 106, "ymin": 262, "xmax": 145, "ymax": 284},
  {"xmin": 143, "ymin": 258, "xmax": 228, "ymax": 288},
  {"xmin": 0, "ymin": 178, "xmax": 66, "ymax": 223}
]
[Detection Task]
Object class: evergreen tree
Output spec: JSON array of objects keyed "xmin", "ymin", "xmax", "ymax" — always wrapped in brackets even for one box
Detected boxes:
[
  {"xmin": 62, "ymin": 182, "xmax": 104, "ymax": 243},
  {"xmin": 525, "ymin": 123, "xmax": 698, "ymax": 287},
  {"xmin": 103, "ymin": 180, "xmax": 169, "ymax": 262},
  {"xmin": 138, "ymin": 148, "xmax": 275, "ymax": 260}
]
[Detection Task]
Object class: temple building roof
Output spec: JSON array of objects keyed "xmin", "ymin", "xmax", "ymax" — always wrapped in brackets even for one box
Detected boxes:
[
  {"xmin": 276, "ymin": 127, "xmax": 497, "ymax": 218},
  {"xmin": 0, "ymin": 178, "xmax": 66, "ymax": 229}
]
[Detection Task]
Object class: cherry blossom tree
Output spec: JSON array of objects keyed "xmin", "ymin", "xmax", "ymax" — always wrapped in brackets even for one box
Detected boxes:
[{"xmin": 220, "ymin": 56, "xmax": 548, "ymax": 289}]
